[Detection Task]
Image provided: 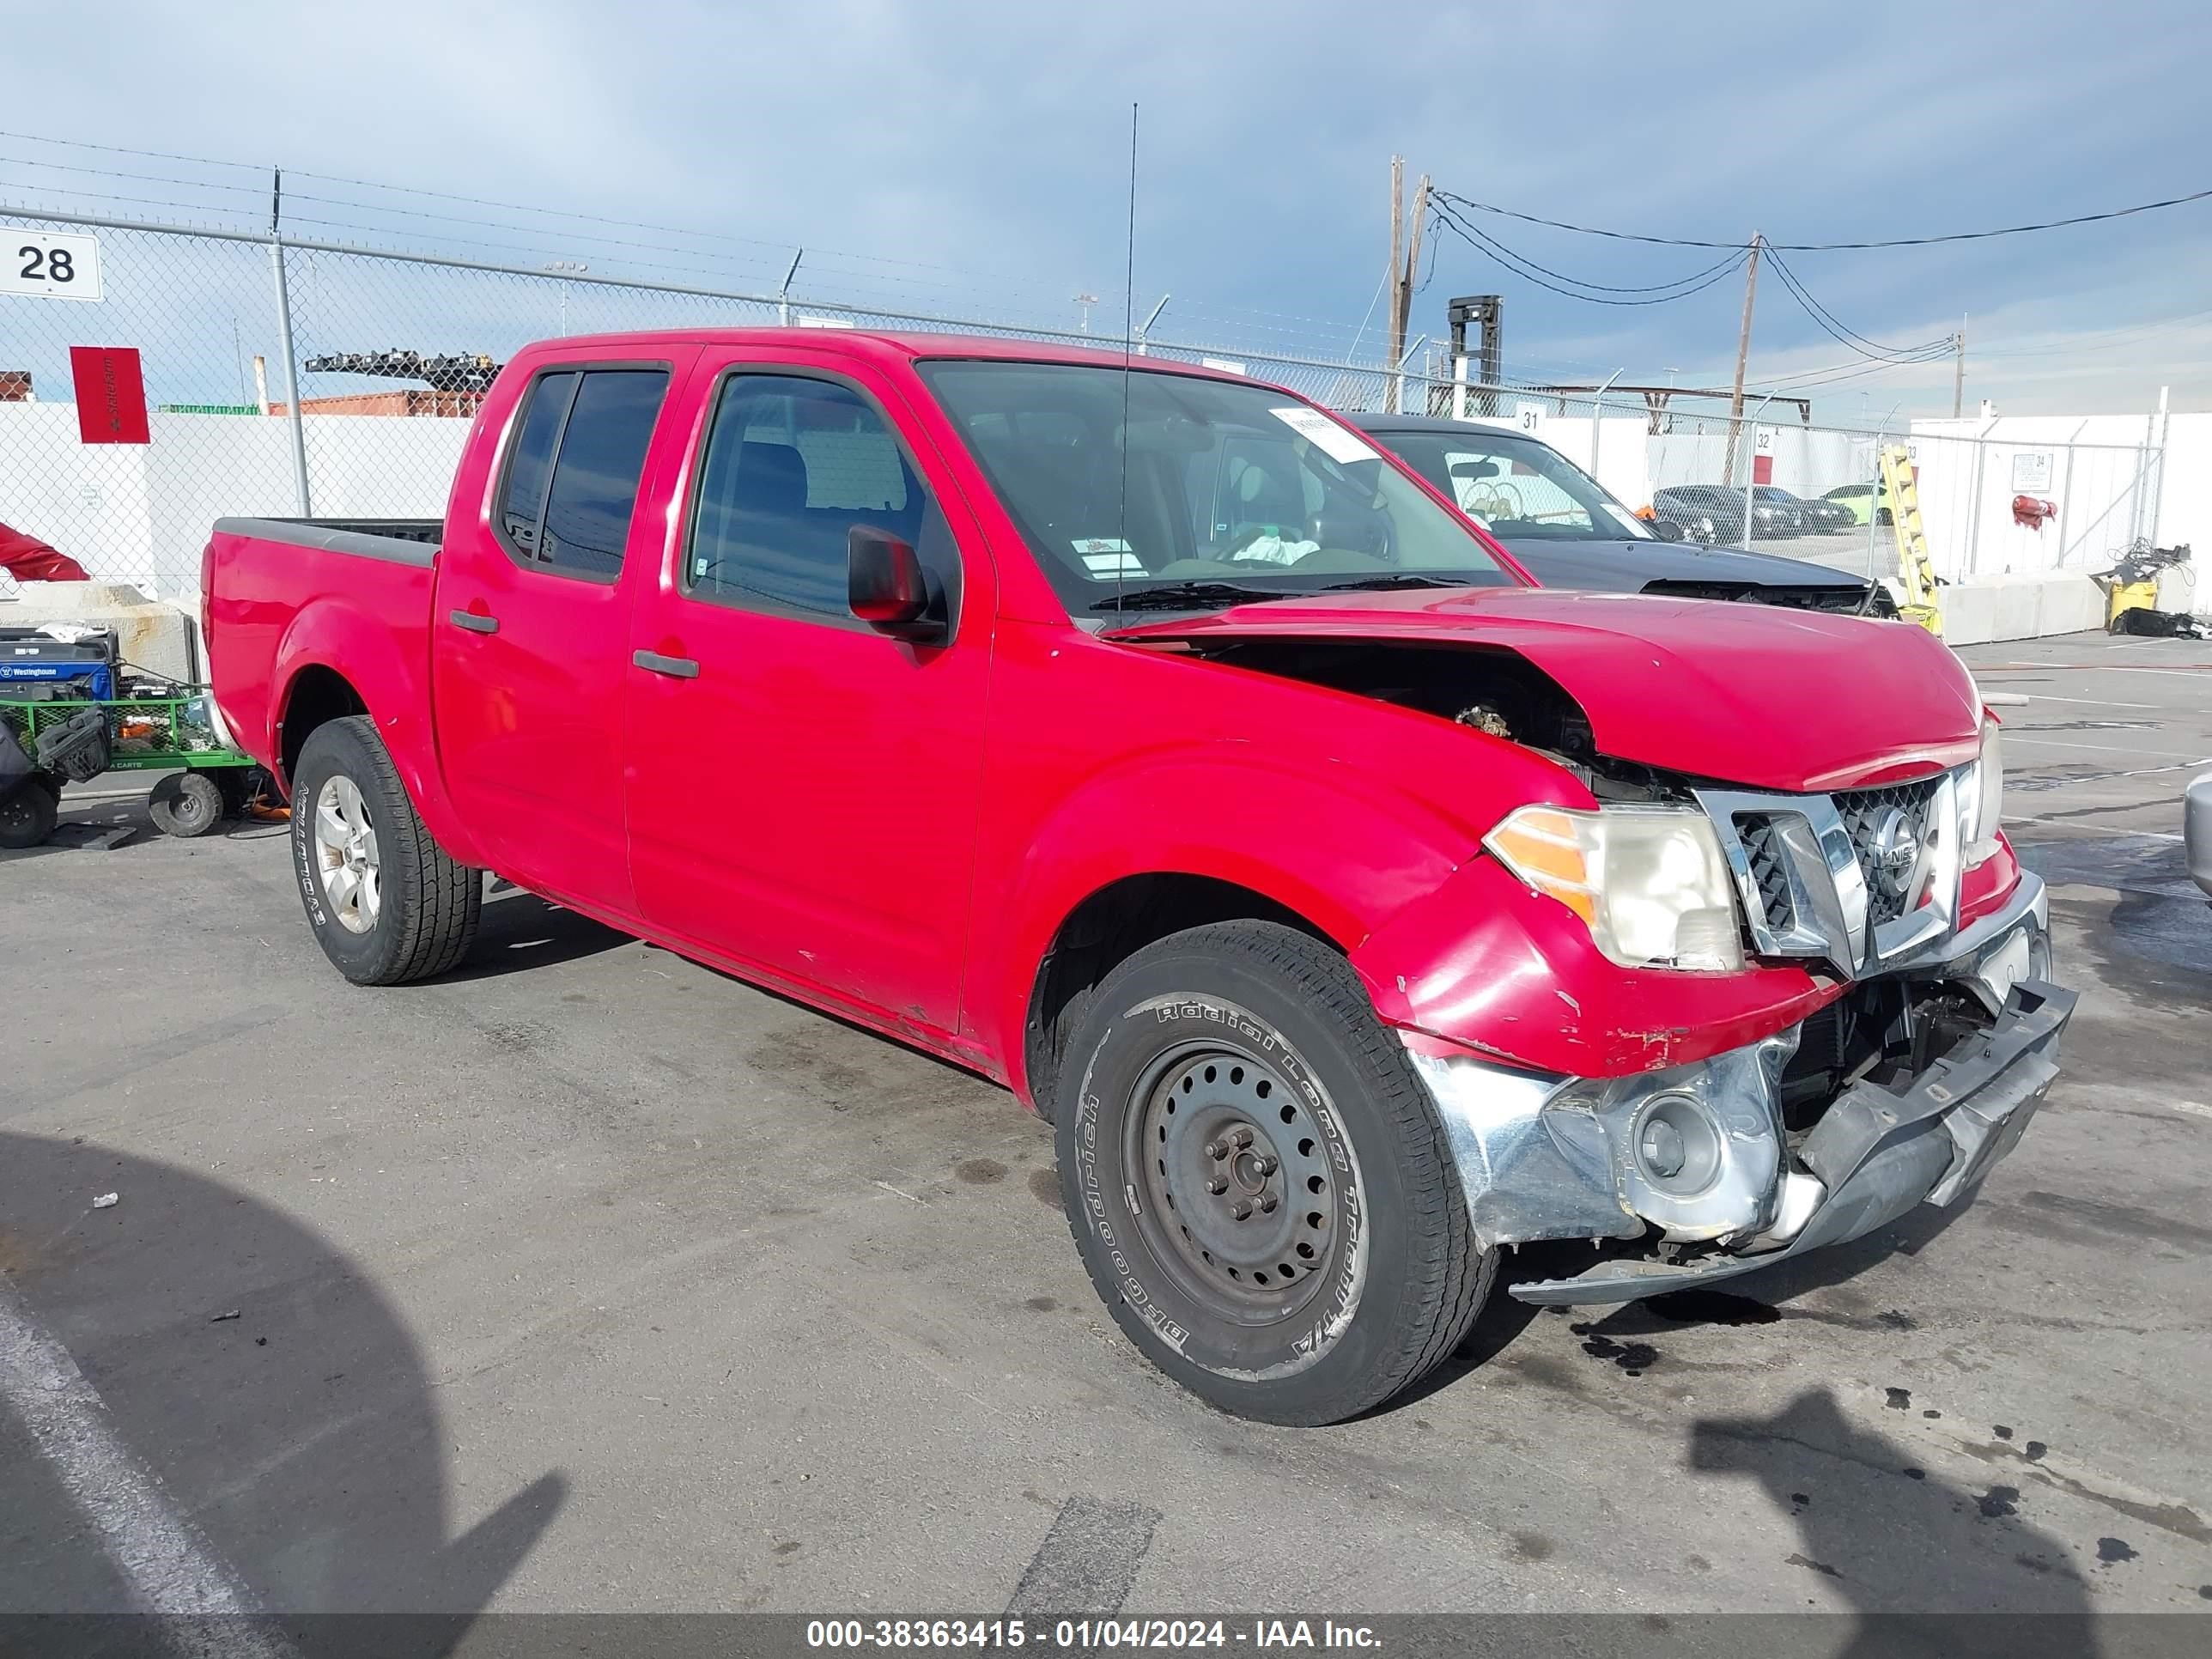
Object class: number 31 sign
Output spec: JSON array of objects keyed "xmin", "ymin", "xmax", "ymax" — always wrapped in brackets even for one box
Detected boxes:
[{"xmin": 4, "ymin": 232, "xmax": 104, "ymax": 302}]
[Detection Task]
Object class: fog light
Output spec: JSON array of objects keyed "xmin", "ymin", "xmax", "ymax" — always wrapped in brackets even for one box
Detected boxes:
[
  {"xmin": 1632, "ymin": 1092, "xmax": 1722, "ymax": 1194},
  {"xmin": 1640, "ymin": 1117, "xmax": 1686, "ymax": 1178}
]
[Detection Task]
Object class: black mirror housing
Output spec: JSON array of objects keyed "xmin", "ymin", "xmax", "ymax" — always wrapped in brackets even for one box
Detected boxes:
[
  {"xmin": 848, "ymin": 526, "xmax": 939, "ymax": 637},
  {"xmin": 1649, "ymin": 520, "xmax": 1686, "ymax": 543}
]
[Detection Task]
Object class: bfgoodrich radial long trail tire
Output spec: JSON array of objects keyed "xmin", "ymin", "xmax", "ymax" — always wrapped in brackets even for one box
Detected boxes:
[
  {"xmin": 291, "ymin": 715, "xmax": 480, "ymax": 986},
  {"xmin": 1054, "ymin": 920, "xmax": 1494, "ymax": 1425}
]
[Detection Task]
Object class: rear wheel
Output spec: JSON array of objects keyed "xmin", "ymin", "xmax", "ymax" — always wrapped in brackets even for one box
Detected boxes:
[
  {"xmin": 148, "ymin": 771, "xmax": 225, "ymax": 838},
  {"xmin": 0, "ymin": 776, "xmax": 59, "ymax": 850},
  {"xmin": 1055, "ymin": 920, "xmax": 1493, "ymax": 1425},
  {"xmin": 291, "ymin": 715, "xmax": 480, "ymax": 985}
]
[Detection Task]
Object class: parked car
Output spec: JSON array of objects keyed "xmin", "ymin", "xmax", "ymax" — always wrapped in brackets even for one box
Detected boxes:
[
  {"xmin": 1354, "ymin": 416, "xmax": 1879, "ymax": 613},
  {"xmin": 2187, "ymin": 772, "xmax": 2212, "ymax": 896},
  {"xmin": 1650, "ymin": 484, "xmax": 1752, "ymax": 544},
  {"xmin": 1759, "ymin": 485, "xmax": 1856, "ymax": 535},
  {"xmin": 1824, "ymin": 481, "xmax": 1895, "ymax": 527},
  {"xmin": 204, "ymin": 330, "xmax": 2069, "ymax": 1425}
]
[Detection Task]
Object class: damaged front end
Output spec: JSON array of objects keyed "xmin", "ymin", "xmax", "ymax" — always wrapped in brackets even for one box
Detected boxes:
[{"xmin": 1406, "ymin": 873, "xmax": 2072, "ymax": 1303}]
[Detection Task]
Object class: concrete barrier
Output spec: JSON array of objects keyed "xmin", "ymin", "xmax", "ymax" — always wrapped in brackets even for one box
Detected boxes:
[{"xmin": 1936, "ymin": 572, "xmax": 2106, "ymax": 647}]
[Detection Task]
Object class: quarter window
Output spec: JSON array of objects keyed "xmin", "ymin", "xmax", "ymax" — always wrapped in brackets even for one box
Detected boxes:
[{"xmin": 497, "ymin": 368, "xmax": 668, "ymax": 578}]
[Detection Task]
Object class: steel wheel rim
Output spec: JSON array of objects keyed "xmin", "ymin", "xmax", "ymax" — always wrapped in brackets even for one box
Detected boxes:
[
  {"xmin": 1126, "ymin": 1041, "xmax": 1351, "ymax": 1323},
  {"xmin": 313, "ymin": 775, "xmax": 381, "ymax": 933}
]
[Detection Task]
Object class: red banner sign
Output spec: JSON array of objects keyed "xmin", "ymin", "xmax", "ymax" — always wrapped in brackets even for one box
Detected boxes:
[{"xmin": 69, "ymin": 345, "xmax": 150, "ymax": 445}]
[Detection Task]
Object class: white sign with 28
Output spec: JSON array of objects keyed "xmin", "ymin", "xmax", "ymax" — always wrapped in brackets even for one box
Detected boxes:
[{"xmin": 3, "ymin": 231, "xmax": 104, "ymax": 302}]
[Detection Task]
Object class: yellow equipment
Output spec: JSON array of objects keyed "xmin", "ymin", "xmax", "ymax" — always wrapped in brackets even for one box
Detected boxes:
[
  {"xmin": 2095, "ymin": 574, "xmax": 2162, "ymax": 629},
  {"xmin": 1878, "ymin": 446, "xmax": 1942, "ymax": 635}
]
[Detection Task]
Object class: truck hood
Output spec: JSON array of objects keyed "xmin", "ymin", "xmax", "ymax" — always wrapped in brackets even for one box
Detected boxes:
[
  {"xmin": 1105, "ymin": 586, "xmax": 1981, "ymax": 793},
  {"xmin": 1495, "ymin": 538, "xmax": 1868, "ymax": 604}
]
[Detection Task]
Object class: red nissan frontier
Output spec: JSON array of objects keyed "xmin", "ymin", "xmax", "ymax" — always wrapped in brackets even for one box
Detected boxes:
[{"xmin": 204, "ymin": 330, "xmax": 2070, "ymax": 1425}]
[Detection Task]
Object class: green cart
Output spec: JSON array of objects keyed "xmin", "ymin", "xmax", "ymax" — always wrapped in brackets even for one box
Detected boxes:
[{"xmin": 0, "ymin": 689, "xmax": 258, "ymax": 849}]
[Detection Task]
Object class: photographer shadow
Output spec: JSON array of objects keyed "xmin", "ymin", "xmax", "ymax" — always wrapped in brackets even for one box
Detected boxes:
[{"xmin": 0, "ymin": 1132, "xmax": 565, "ymax": 1656}]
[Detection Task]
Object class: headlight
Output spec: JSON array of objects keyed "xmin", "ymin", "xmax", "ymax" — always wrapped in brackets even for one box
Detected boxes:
[
  {"xmin": 1695, "ymin": 517, "xmax": 1717, "ymax": 539},
  {"xmin": 1962, "ymin": 717, "xmax": 2003, "ymax": 866},
  {"xmin": 1486, "ymin": 805, "xmax": 1745, "ymax": 972}
]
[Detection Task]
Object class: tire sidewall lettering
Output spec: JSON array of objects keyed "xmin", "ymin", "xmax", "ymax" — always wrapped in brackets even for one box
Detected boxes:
[{"xmin": 1070, "ymin": 988, "xmax": 1366, "ymax": 1380}]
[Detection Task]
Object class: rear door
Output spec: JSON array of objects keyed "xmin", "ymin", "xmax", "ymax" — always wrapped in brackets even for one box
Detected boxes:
[
  {"xmin": 624, "ymin": 350, "xmax": 993, "ymax": 1036},
  {"xmin": 432, "ymin": 356, "xmax": 686, "ymax": 920}
]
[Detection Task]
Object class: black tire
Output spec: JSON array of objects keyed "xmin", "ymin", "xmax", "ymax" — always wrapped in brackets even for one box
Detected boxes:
[
  {"xmin": 1055, "ymin": 921, "xmax": 1493, "ymax": 1425},
  {"xmin": 148, "ymin": 771, "xmax": 225, "ymax": 838},
  {"xmin": 291, "ymin": 715, "xmax": 481, "ymax": 986},
  {"xmin": 0, "ymin": 776, "xmax": 59, "ymax": 850}
]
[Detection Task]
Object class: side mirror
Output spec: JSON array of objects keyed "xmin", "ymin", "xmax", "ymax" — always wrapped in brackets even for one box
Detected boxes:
[
  {"xmin": 1649, "ymin": 520, "xmax": 1686, "ymax": 543},
  {"xmin": 848, "ymin": 526, "xmax": 937, "ymax": 635}
]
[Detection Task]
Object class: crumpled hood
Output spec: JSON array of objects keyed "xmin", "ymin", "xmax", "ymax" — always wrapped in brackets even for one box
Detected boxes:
[
  {"xmin": 1496, "ymin": 538, "xmax": 1867, "ymax": 597},
  {"xmin": 1106, "ymin": 586, "xmax": 1982, "ymax": 793}
]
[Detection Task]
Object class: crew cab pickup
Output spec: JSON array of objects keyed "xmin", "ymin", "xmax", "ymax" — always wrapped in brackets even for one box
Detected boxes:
[{"xmin": 205, "ymin": 330, "xmax": 2071, "ymax": 1425}]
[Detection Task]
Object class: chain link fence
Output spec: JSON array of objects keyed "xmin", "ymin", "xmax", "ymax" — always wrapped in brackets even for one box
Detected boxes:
[
  {"xmin": 0, "ymin": 206, "xmax": 2174, "ymax": 611},
  {"xmin": 1407, "ymin": 378, "xmax": 2166, "ymax": 592}
]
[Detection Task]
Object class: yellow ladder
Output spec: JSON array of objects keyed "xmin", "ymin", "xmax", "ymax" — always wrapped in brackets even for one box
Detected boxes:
[{"xmin": 1879, "ymin": 445, "xmax": 1942, "ymax": 635}]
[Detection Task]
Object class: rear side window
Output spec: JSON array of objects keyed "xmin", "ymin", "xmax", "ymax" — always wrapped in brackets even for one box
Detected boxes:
[{"xmin": 497, "ymin": 368, "xmax": 668, "ymax": 578}]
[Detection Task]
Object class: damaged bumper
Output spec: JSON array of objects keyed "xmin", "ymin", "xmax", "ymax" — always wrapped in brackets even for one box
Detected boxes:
[{"xmin": 1403, "ymin": 871, "xmax": 2075, "ymax": 1305}]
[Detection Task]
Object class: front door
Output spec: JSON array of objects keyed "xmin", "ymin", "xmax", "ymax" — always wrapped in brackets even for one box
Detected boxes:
[
  {"xmin": 625, "ymin": 356, "xmax": 992, "ymax": 1036},
  {"xmin": 432, "ymin": 360, "xmax": 679, "ymax": 920}
]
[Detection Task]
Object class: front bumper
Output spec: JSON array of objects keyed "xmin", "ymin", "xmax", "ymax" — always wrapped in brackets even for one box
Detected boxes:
[{"xmin": 1403, "ymin": 872, "xmax": 2075, "ymax": 1305}]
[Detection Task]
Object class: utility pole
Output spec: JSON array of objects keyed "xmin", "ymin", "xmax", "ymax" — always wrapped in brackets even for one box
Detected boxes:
[
  {"xmin": 1952, "ymin": 313, "xmax": 1966, "ymax": 418},
  {"xmin": 1384, "ymin": 158, "xmax": 1430, "ymax": 412},
  {"xmin": 1723, "ymin": 230, "xmax": 1762, "ymax": 486}
]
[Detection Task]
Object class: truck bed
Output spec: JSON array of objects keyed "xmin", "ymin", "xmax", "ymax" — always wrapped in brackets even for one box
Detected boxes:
[{"xmin": 201, "ymin": 516, "xmax": 442, "ymax": 798}]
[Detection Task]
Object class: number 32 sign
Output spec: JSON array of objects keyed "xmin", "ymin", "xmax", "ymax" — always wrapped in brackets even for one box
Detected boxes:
[{"xmin": 4, "ymin": 232, "xmax": 104, "ymax": 302}]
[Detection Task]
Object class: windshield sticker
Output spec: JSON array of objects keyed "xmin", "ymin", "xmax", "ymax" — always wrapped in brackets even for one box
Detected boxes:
[
  {"xmin": 1073, "ymin": 538, "xmax": 1144, "ymax": 576},
  {"xmin": 1601, "ymin": 502, "xmax": 1650, "ymax": 536},
  {"xmin": 1268, "ymin": 406, "xmax": 1378, "ymax": 466}
]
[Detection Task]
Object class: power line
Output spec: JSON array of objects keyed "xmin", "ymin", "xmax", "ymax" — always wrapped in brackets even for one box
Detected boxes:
[
  {"xmin": 1761, "ymin": 246, "xmax": 1953, "ymax": 362},
  {"xmin": 1433, "ymin": 185, "xmax": 2212, "ymax": 251},
  {"xmin": 1429, "ymin": 199, "xmax": 1749, "ymax": 307},
  {"xmin": 1433, "ymin": 204, "xmax": 1750, "ymax": 294}
]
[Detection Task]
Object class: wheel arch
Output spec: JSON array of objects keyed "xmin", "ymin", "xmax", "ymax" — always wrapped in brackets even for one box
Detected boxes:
[
  {"xmin": 269, "ymin": 599, "xmax": 482, "ymax": 865},
  {"xmin": 1018, "ymin": 871, "xmax": 1341, "ymax": 1121}
]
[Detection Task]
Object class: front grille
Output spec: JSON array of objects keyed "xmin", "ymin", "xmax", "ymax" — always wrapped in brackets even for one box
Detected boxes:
[
  {"xmin": 1738, "ymin": 814, "xmax": 1795, "ymax": 933},
  {"xmin": 1834, "ymin": 777, "xmax": 1945, "ymax": 926}
]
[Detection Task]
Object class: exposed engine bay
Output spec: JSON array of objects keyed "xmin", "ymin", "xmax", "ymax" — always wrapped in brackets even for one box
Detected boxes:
[{"xmin": 1168, "ymin": 635, "xmax": 1690, "ymax": 802}]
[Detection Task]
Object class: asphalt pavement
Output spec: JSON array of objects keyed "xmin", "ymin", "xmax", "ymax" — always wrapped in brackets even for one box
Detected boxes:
[{"xmin": 1, "ymin": 629, "xmax": 2207, "ymax": 1634}]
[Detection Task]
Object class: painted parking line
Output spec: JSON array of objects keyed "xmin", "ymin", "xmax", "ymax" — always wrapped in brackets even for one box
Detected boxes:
[
  {"xmin": 2005, "ymin": 733, "xmax": 2209, "ymax": 761},
  {"xmin": 0, "ymin": 1279, "xmax": 293, "ymax": 1649}
]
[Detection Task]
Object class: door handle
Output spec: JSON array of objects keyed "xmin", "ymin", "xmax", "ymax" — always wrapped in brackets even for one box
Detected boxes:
[
  {"xmin": 632, "ymin": 650, "xmax": 700, "ymax": 679},
  {"xmin": 448, "ymin": 610, "xmax": 499, "ymax": 635}
]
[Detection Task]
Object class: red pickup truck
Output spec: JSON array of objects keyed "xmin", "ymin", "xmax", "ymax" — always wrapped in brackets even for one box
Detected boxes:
[{"xmin": 205, "ymin": 330, "xmax": 2070, "ymax": 1425}]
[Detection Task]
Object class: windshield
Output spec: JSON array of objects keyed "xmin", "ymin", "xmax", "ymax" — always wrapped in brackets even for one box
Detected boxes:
[
  {"xmin": 916, "ymin": 361, "xmax": 1513, "ymax": 612},
  {"xmin": 1753, "ymin": 485, "xmax": 1797, "ymax": 503},
  {"xmin": 1367, "ymin": 425, "xmax": 1655, "ymax": 543}
]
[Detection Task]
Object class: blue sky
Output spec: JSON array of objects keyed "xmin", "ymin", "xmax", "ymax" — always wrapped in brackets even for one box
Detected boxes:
[{"xmin": 6, "ymin": 0, "xmax": 2210, "ymax": 417}]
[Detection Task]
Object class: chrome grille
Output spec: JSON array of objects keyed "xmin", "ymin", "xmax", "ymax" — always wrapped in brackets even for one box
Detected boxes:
[
  {"xmin": 1738, "ymin": 815, "xmax": 1795, "ymax": 933},
  {"xmin": 1834, "ymin": 777, "xmax": 1945, "ymax": 926},
  {"xmin": 1698, "ymin": 769, "xmax": 1963, "ymax": 980}
]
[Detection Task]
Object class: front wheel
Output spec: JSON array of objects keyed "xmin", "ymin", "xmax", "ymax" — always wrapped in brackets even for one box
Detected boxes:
[
  {"xmin": 1054, "ymin": 921, "xmax": 1493, "ymax": 1425},
  {"xmin": 291, "ymin": 715, "xmax": 481, "ymax": 986}
]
